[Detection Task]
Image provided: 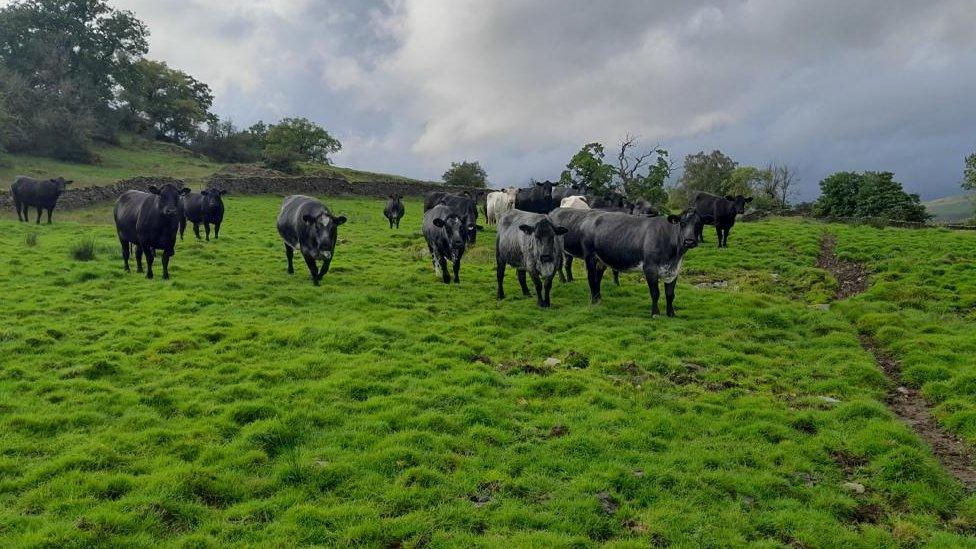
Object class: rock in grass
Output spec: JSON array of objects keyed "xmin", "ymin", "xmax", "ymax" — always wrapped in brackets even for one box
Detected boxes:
[
  {"xmin": 819, "ymin": 396, "xmax": 842, "ymax": 404},
  {"xmin": 543, "ymin": 357, "xmax": 561, "ymax": 368},
  {"xmin": 843, "ymin": 481, "xmax": 866, "ymax": 494}
]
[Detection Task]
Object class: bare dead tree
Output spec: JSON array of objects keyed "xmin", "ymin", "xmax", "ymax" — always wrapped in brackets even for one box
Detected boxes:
[
  {"xmin": 764, "ymin": 162, "xmax": 799, "ymax": 206},
  {"xmin": 616, "ymin": 135, "xmax": 659, "ymax": 186}
]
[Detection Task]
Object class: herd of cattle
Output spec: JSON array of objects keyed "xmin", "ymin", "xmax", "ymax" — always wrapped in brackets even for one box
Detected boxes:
[{"xmin": 9, "ymin": 175, "xmax": 753, "ymax": 316}]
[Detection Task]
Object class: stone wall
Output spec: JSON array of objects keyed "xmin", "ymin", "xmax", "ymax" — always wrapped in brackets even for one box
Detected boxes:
[{"xmin": 1, "ymin": 175, "xmax": 480, "ymax": 213}]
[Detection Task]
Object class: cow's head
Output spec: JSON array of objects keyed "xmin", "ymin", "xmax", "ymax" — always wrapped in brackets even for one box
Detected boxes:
[
  {"xmin": 302, "ymin": 211, "xmax": 347, "ymax": 260},
  {"xmin": 631, "ymin": 201, "xmax": 658, "ymax": 217},
  {"xmin": 433, "ymin": 214, "xmax": 468, "ymax": 260},
  {"xmin": 388, "ymin": 194, "xmax": 403, "ymax": 202},
  {"xmin": 724, "ymin": 195, "xmax": 754, "ymax": 214},
  {"xmin": 668, "ymin": 210, "xmax": 701, "ymax": 251},
  {"xmin": 51, "ymin": 177, "xmax": 73, "ymax": 192},
  {"xmin": 149, "ymin": 184, "xmax": 191, "ymax": 217},
  {"xmin": 201, "ymin": 188, "xmax": 226, "ymax": 210},
  {"xmin": 535, "ymin": 180, "xmax": 555, "ymax": 201},
  {"xmin": 518, "ymin": 218, "xmax": 569, "ymax": 264}
]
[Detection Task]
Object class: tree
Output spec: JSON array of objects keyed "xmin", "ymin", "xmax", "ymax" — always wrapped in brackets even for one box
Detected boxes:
[
  {"xmin": 614, "ymin": 136, "xmax": 672, "ymax": 207},
  {"xmin": 813, "ymin": 171, "xmax": 929, "ymax": 222},
  {"xmin": 559, "ymin": 142, "xmax": 614, "ymax": 195},
  {"xmin": 190, "ymin": 119, "xmax": 264, "ymax": 163},
  {"xmin": 262, "ymin": 117, "xmax": 341, "ymax": 172},
  {"xmin": 442, "ymin": 160, "xmax": 488, "ymax": 188},
  {"xmin": 964, "ymin": 152, "xmax": 976, "ymax": 192},
  {"xmin": 120, "ymin": 59, "xmax": 214, "ymax": 144},
  {"xmin": 672, "ymin": 150, "xmax": 738, "ymax": 206}
]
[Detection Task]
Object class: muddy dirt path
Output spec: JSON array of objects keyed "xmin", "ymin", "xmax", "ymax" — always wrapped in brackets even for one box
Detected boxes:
[{"xmin": 817, "ymin": 233, "xmax": 976, "ymax": 491}]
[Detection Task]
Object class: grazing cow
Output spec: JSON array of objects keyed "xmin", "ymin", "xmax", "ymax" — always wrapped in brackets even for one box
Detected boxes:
[
  {"xmin": 579, "ymin": 210, "xmax": 700, "ymax": 317},
  {"xmin": 180, "ymin": 188, "xmax": 226, "ymax": 241},
  {"xmin": 630, "ymin": 199, "xmax": 658, "ymax": 217},
  {"xmin": 11, "ymin": 176, "xmax": 73, "ymax": 224},
  {"xmin": 114, "ymin": 183, "xmax": 191, "ymax": 280},
  {"xmin": 276, "ymin": 195, "xmax": 347, "ymax": 285},
  {"xmin": 486, "ymin": 187, "xmax": 518, "ymax": 225},
  {"xmin": 515, "ymin": 180, "xmax": 557, "ymax": 213},
  {"xmin": 495, "ymin": 210, "xmax": 568, "ymax": 308},
  {"xmin": 560, "ymin": 195, "xmax": 590, "ymax": 210},
  {"xmin": 692, "ymin": 192, "xmax": 753, "ymax": 248},
  {"xmin": 384, "ymin": 194, "xmax": 405, "ymax": 229},
  {"xmin": 422, "ymin": 204, "xmax": 470, "ymax": 284}
]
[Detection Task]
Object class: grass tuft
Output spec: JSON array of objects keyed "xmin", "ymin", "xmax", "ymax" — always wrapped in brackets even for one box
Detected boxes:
[
  {"xmin": 70, "ymin": 235, "xmax": 97, "ymax": 261},
  {"xmin": 25, "ymin": 231, "xmax": 38, "ymax": 247}
]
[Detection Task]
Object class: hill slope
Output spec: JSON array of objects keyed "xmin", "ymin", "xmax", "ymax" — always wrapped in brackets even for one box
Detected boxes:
[
  {"xmin": 0, "ymin": 135, "xmax": 427, "ymax": 189},
  {"xmin": 924, "ymin": 193, "xmax": 974, "ymax": 222}
]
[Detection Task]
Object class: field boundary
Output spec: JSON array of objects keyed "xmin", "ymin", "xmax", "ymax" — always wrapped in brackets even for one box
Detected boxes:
[{"xmin": 817, "ymin": 233, "xmax": 976, "ymax": 490}]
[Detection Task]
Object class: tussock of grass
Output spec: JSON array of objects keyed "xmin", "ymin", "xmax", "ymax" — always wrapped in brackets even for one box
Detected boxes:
[
  {"xmin": 0, "ymin": 200, "xmax": 974, "ymax": 545},
  {"xmin": 24, "ymin": 231, "xmax": 38, "ymax": 247},
  {"xmin": 69, "ymin": 235, "xmax": 97, "ymax": 261}
]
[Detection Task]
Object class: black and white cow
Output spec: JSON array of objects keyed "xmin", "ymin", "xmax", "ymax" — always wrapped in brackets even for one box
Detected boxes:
[
  {"xmin": 515, "ymin": 180, "xmax": 557, "ymax": 214},
  {"xmin": 11, "ymin": 175, "xmax": 73, "ymax": 224},
  {"xmin": 114, "ymin": 183, "xmax": 191, "ymax": 279},
  {"xmin": 180, "ymin": 188, "xmax": 226, "ymax": 241},
  {"xmin": 384, "ymin": 194, "xmax": 405, "ymax": 229},
  {"xmin": 276, "ymin": 195, "xmax": 347, "ymax": 285},
  {"xmin": 495, "ymin": 210, "xmax": 568, "ymax": 308},
  {"xmin": 692, "ymin": 192, "xmax": 753, "ymax": 248},
  {"xmin": 579, "ymin": 210, "xmax": 700, "ymax": 316},
  {"xmin": 422, "ymin": 204, "xmax": 471, "ymax": 284}
]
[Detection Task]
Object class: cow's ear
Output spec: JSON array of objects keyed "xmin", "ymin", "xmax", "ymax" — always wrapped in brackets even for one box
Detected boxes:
[
  {"xmin": 433, "ymin": 218, "xmax": 445, "ymax": 228},
  {"xmin": 148, "ymin": 185, "xmax": 160, "ymax": 195},
  {"xmin": 518, "ymin": 224, "xmax": 535, "ymax": 235},
  {"xmin": 667, "ymin": 214, "xmax": 681, "ymax": 224},
  {"xmin": 333, "ymin": 215, "xmax": 347, "ymax": 225},
  {"xmin": 724, "ymin": 195, "xmax": 734, "ymax": 201},
  {"xmin": 302, "ymin": 214, "xmax": 315, "ymax": 224},
  {"xmin": 745, "ymin": 197, "xmax": 753, "ymax": 203},
  {"xmin": 474, "ymin": 224, "xmax": 484, "ymax": 231},
  {"xmin": 179, "ymin": 187, "xmax": 191, "ymax": 195},
  {"xmin": 555, "ymin": 226, "xmax": 569, "ymax": 235}
]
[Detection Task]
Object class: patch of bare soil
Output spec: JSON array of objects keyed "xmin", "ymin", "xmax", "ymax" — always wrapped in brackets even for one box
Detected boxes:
[
  {"xmin": 818, "ymin": 233, "xmax": 976, "ymax": 491},
  {"xmin": 816, "ymin": 234, "xmax": 869, "ymax": 299}
]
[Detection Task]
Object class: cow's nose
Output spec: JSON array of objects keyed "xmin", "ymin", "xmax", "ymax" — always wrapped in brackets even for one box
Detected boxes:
[{"xmin": 163, "ymin": 208, "xmax": 177, "ymax": 216}]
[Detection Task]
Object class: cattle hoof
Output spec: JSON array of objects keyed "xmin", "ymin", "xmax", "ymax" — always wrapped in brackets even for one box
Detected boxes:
[
  {"xmin": 146, "ymin": 273, "xmax": 153, "ymax": 280},
  {"xmin": 667, "ymin": 310, "xmax": 676, "ymax": 318}
]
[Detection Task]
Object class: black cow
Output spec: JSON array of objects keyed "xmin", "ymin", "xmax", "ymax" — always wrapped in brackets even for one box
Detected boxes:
[
  {"xmin": 384, "ymin": 194, "xmax": 405, "ymax": 229},
  {"xmin": 551, "ymin": 184, "xmax": 584, "ymax": 204},
  {"xmin": 630, "ymin": 199, "xmax": 658, "ymax": 217},
  {"xmin": 276, "ymin": 195, "xmax": 347, "ymax": 285},
  {"xmin": 11, "ymin": 176, "xmax": 73, "ymax": 224},
  {"xmin": 422, "ymin": 204, "xmax": 470, "ymax": 284},
  {"xmin": 495, "ymin": 210, "xmax": 568, "ymax": 308},
  {"xmin": 692, "ymin": 192, "xmax": 753, "ymax": 248},
  {"xmin": 424, "ymin": 191, "xmax": 481, "ymax": 244},
  {"xmin": 180, "ymin": 188, "xmax": 226, "ymax": 241},
  {"xmin": 587, "ymin": 193, "xmax": 631, "ymax": 210},
  {"xmin": 579, "ymin": 210, "xmax": 700, "ymax": 317},
  {"xmin": 515, "ymin": 180, "xmax": 557, "ymax": 213},
  {"xmin": 114, "ymin": 184, "xmax": 191, "ymax": 280}
]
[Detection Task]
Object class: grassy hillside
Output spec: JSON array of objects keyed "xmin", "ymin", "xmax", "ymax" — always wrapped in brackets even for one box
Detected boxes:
[
  {"xmin": 0, "ymin": 200, "xmax": 974, "ymax": 546},
  {"xmin": 924, "ymin": 194, "xmax": 974, "ymax": 223},
  {"xmin": 0, "ymin": 135, "xmax": 428, "ymax": 189}
]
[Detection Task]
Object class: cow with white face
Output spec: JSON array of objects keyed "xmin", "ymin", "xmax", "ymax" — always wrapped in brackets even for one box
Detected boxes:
[
  {"xmin": 486, "ymin": 187, "xmax": 518, "ymax": 225},
  {"xmin": 276, "ymin": 195, "xmax": 347, "ymax": 285}
]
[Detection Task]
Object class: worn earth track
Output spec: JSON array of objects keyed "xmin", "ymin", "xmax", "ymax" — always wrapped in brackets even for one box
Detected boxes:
[{"xmin": 817, "ymin": 234, "xmax": 976, "ymax": 491}]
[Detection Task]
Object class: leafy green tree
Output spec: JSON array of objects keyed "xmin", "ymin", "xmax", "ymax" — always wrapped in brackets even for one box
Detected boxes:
[
  {"xmin": 964, "ymin": 152, "xmax": 976, "ymax": 192},
  {"xmin": 728, "ymin": 166, "xmax": 767, "ymax": 198},
  {"xmin": 442, "ymin": 160, "xmax": 488, "ymax": 188},
  {"xmin": 262, "ymin": 117, "xmax": 341, "ymax": 173},
  {"xmin": 120, "ymin": 59, "xmax": 214, "ymax": 144},
  {"xmin": 560, "ymin": 142, "xmax": 614, "ymax": 195},
  {"xmin": 190, "ymin": 119, "xmax": 264, "ymax": 163},
  {"xmin": 814, "ymin": 171, "xmax": 929, "ymax": 222},
  {"xmin": 672, "ymin": 150, "xmax": 738, "ymax": 206}
]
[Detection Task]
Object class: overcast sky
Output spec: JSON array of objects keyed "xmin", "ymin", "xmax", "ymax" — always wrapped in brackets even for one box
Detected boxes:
[{"xmin": 109, "ymin": 0, "xmax": 975, "ymax": 199}]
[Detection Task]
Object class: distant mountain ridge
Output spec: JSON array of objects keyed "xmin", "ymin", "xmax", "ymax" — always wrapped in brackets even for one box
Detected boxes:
[{"xmin": 923, "ymin": 193, "xmax": 974, "ymax": 222}]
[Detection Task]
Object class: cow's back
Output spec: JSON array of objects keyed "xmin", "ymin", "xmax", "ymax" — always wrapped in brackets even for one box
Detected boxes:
[
  {"xmin": 114, "ymin": 190, "xmax": 152, "ymax": 242},
  {"xmin": 278, "ymin": 195, "xmax": 323, "ymax": 250},
  {"xmin": 12, "ymin": 176, "xmax": 54, "ymax": 206}
]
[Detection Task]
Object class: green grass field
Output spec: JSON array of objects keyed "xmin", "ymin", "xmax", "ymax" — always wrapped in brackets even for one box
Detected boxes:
[
  {"xmin": 1, "ymin": 197, "xmax": 975, "ymax": 547},
  {"xmin": 0, "ymin": 135, "xmax": 427, "ymax": 190}
]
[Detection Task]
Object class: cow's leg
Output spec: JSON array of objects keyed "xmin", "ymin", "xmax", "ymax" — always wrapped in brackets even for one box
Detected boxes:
[
  {"xmin": 565, "ymin": 255, "xmax": 574, "ymax": 282},
  {"xmin": 302, "ymin": 253, "xmax": 319, "ymax": 285},
  {"xmin": 715, "ymin": 226, "xmax": 723, "ymax": 248},
  {"xmin": 285, "ymin": 244, "xmax": 294, "ymax": 274},
  {"xmin": 530, "ymin": 273, "xmax": 545, "ymax": 308},
  {"xmin": 161, "ymin": 248, "xmax": 172, "ymax": 280},
  {"xmin": 179, "ymin": 217, "xmax": 185, "ymax": 240},
  {"xmin": 135, "ymin": 246, "xmax": 144, "ymax": 273},
  {"xmin": 204, "ymin": 222, "xmax": 211, "ymax": 241},
  {"xmin": 144, "ymin": 247, "xmax": 155, "ymax": 279},
  {"xmin": 120, "ymin": 240, "xmax": 131, "ymax": 272},
  {"xmin": 496, "ymin": 259, "xmax": 506, "ymax": 299},
  {"xmin": 452, "ymin": 258, "xmax": 461, "ymax": 284},
  {"xmin": 440, "ymin": 256, "xmax": 451, "ymax": 284},
  {"xmin": 665, "ymin": 279, "xmax": 677, "ymax": 317},
  {"xmin": 543, "ymin": 274, "xmax": 554, "ymax": 307},
  {"xmin": 517, "ymin": 270, "xmax": 531, "ymax": 296},
  {"xmin": 193, "ymin": 222, "xmax": 201, "ymax": 240},
  {"xmin": 46, "ymin": 207, "xmax": 53, "ymax": 224},
  {"xmin": 585, "ymin": 255, "xmax": 605, "ymax": 304},
  {"xmin": 214, "ymin": 222, "xmax": 220, "ymax": 239},
  {"xmin": 35, "ymin": 207, "xmax": 42, "ymax": 224},
  {"xmin": 697, "ymin": 223, "xmax": 704, "ymax": 242},
  {"xmin": 317, "ymin": 258, "xmax": 332, "ymax": 281},
  {"xmin": 646, "ymin": 274, "xmax": 661, "ymax": 316},
  {"xmin": 612, "ymin": 270, "xmax": 620, "ymax": 286},
  {"xmin": 556, "ymin": 255, "xmax": 566, "ymax": 283}
]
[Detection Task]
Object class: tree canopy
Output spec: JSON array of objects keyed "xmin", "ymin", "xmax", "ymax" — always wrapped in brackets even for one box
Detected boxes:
[
  {"xmin": 813, "ymin": 171, "xmax": 929, "ymax": 222},
  {"xmin": 559, "ymin": 138, "xmax": 671, "ymax": 207},
  {"xmin": 442, "ymin": 160, "xmax": 488, "ymax": 188}
]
